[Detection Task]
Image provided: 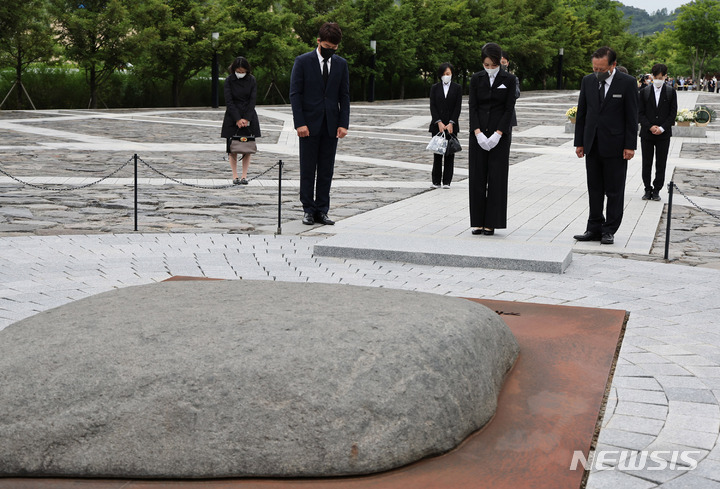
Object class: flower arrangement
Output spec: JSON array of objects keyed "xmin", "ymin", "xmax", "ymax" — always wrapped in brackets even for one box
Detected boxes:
[
  {"xmin": 675, "ymin": 109, "xmax": 696, "ymax": 122},
  {"xmin": 566, "ymin": 106, "xmax": 578, "ymax": 119}
]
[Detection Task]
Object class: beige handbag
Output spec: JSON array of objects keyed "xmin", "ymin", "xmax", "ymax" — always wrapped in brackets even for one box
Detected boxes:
[{"xmin": 230, "ymin": 130, "xmax": 257, "ymax": 154}]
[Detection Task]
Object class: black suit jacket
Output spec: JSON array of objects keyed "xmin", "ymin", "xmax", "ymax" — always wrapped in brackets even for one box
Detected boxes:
[
  {"xmin": 429, "ymin": 81, "xmax": 462, "ymax": 134},
  {"xmin": 468, "ymin": 69, "xmax": 517, "ymax": 136},
  {"xmin": 574, "ymin": 70, "xmax": 638, "ymax": 158},
  {"xmin": 289, "ymin": 50, "xmax": 350, "ymax": 138},
  {"xmin": 638, "ymin": 84, "xmax": 677, "ymax": 141}
]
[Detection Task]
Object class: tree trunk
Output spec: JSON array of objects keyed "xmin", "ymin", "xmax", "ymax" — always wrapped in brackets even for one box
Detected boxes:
[
  {"xmin": 15, "ymin": 54, "xmax": 23, "ymax": 108},
  {"xmin": 399, "ymin": 76, "xmax": 405, "ymax": 100},
  {"xmin": 89, "ymin": 66, "xmax": 98, "ymax": 109},
  {"xmin": 172, "ymin": 76, "xmax": 181, "ymax": 107}
]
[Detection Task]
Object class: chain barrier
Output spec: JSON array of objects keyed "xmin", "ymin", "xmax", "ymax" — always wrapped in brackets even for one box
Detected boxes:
[
  {"xmin": 671, "ymin": 182, "xmax": 720, "ymax": 220},
  {"xmin": 0, "ymin": 157, "xmax": 132, "ymax": 191},
  {"xmin": 137, "ymin": 156, "xmax": 282, "ymax": 189}
]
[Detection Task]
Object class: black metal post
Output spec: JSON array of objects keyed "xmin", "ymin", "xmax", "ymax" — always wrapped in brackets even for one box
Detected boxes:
[
  {"xmin": 557, "ymin": 48, "xmax": 564, "ymax": 90},
  {"xmin": 664, "ymin": 181, "xmax": 674, "ymax": 260},
  {"xmin": 369, "ymin": 40, "xmax": 376, "ymax": 102},
  {"xmin": 211, "ymin": 50, "xmax": 219, "ymax": 108},
  {"xmin": 134, "ymin": 153, "xmax": 138, "ymax": 232},
  {"xmin": 277, "ymin": 159, "xmax": 283, "ymax": 235}
]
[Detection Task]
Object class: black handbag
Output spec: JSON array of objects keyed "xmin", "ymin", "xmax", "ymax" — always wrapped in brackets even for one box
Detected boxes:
[
  {"xmin": 446, "ymin": 133, "xmax": 462, "ymax": 154},
  {"xmin": 230, "ymin": 128, "xmax": 257, "ymax": 154}
]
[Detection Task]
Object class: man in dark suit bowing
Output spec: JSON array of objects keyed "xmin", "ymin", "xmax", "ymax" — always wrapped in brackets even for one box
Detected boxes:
[
  {"xmin": 638, "ymin": 63, "xmax": 677, "ymax": 202},
  {"xmin": 290, "ymin": 22, "xmax": 350, "ymax": 226},
  {"xmin": 573, "ymin": 46, "xmax": 638, "ymax": 245}
]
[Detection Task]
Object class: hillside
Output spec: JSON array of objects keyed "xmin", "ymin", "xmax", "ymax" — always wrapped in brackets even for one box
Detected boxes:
[{"xmin": 620, "ymin": 4, "xmax": 678, "ymax": 36}]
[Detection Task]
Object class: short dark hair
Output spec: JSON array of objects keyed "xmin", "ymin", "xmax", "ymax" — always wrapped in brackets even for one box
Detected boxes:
[
  {"xmin": 481, "ymin": 43, "xmax": 502, "ymax": 66},
  {"xmin": 501, "ymin": 50, "xmax": 509, "ymax": 61},
  {"xmin": 228, "ymin": 56, "xmax": 251, "ymax": 76},
  {"xmin": 616, "ymin": 65, "xmax": 629, "ymax": 74},
  {"xmin": 651, "ymin": 63, "xmax": 668, "ymax": 77},
  {"xmin": 592, "ymin": 46, "xmax": 617, "ymax": 65},
  {"xmin": 438, "ymin": 62, "xmax": 454, "ymax": 78},
  {"xmin": 318, "ymin": 22, "xmax": 342, "ymax": 44}
]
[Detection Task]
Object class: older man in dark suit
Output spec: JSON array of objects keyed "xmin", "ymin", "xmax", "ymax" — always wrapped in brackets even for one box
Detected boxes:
[
  {"xmin": 638, "ymin": 63, "xmax": 678, "ymax": 202},
  {"xmin": 573, "ymin": 46, "xmax": 638, "ymax": 245},
  {"xmin": 290, "ymin": 22, "xmax": 350, "ymax": 226}
]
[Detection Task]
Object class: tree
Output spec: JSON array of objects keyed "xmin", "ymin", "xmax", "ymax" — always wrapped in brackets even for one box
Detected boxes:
[
  {"xmin": 51, "ymin": 0, "xmax": 137, "ymax": 109},
  {"xmin": 223, "ymin": 0, "xmax": 308, "ymax": 103},
  {"xmin": 672, "ymin": 0, "xmax": 720, "ymax": 80},
  {"xmin": 562, "ymin": 0, "xmax": 641, "ymax": 77},
  {"xmin": 0, "ymin": 0, "xmax": 56, "ymax": 108},
  {"xmin": 130, "ymin": 0, "xmax": 230, "ymax": 107}
]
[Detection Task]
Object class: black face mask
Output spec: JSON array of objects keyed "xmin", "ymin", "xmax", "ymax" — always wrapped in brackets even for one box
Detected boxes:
[
  {"xmin": 320, "ymin": 46, "xmax": 336, "ymax": 60},
  {"xmin": 595, "ymin": 70, "xmax": 611, "ymax": 83}
]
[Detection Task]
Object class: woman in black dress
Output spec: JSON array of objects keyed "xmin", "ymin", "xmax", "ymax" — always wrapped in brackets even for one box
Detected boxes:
[
  {"xmin": 468, "ymin": 42, "xmax": 517, "ymax": 236},
  {"xmin": 221, "ymin": 56, "xmax": 261, "ymax": 184},
  {"xmin": 428, "ymin": 62, "xmax": 462, "ymax": 188}
]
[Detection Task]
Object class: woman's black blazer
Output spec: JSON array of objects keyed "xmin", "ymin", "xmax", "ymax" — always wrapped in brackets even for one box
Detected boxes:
[
  {"xmin": 468, "ymin": 69, "xmax": 517, "ymax": 136},
  {"xmin": 429, "ymin": 82, "xmax": 462, "ymax": 134},
  {"xmin": 221, "ymin": 74, "xmax": 261, "ymax": 139}
]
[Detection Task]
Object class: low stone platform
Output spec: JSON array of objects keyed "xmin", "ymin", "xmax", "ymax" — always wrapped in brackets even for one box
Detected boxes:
[
  {"xmin": 0, "ymin": 280, "xmax": 519, "ymax": 479},
  {"xmin": 673, "ymin": 124, "xmax": 707, "ymax": 137},
  {"xmin": 313, "ymin": 233, "xmax": 573, "ymax": 273}
]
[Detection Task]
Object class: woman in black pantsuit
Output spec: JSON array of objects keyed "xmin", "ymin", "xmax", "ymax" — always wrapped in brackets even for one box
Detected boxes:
[
  {"xmin": 429, "ymin": 62, "xmax": 462, "ymax": 188},
  {"xmin": 220, "ymin": 56, "xmax": 262, "ymax": 185},
  {"xmin": 468, "ymin": 42, "xmax": 517, "ymax": 235}
]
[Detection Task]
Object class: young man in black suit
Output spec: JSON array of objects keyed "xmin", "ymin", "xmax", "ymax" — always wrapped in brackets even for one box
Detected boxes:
[
  {"xmin": 289, "ymin": 22, "xmax": 351, "ymax": 226},
  {"xmin": 638, "ymin": 63, "xmax": 678, "ymax": 202},
  {"xmin": 573, "ymin": 46, "xmax": 638, "ymax": 245}
]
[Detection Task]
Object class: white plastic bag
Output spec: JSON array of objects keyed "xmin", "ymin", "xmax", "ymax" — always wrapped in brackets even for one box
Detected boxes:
[{"xmin": 426, "ymin": 132, "xmax": 447, "ymax": 155}]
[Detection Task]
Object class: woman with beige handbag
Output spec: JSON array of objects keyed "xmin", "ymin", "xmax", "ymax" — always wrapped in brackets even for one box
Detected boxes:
[{"xmin": 221, "ymin": 56, "xmax": 262, "ymax": 185}]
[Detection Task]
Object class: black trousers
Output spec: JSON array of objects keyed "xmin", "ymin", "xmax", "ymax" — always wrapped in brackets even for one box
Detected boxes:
[
  {"xmin": 432, "ymin": 151, "xmax": 455, "ymax": 186},
  {"xmin": 585, "ymin": 147, "xmax": 627, "ymax": 235},
  {"xmin": 468, "ymin": 132, "xmax": 511, "ymax": 229},
  {"xmin": 299, "ymin": 129, "xmax": 338, "ymax": 215},
  {"xmin": 641, "ymin": 137, "xmax": 670, "ymax": 192}
]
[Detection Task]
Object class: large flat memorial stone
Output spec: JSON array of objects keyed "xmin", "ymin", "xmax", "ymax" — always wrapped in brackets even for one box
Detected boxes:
[{"xmin": 0, "ymin": 280, "xmax": 519, "ymax": 479}]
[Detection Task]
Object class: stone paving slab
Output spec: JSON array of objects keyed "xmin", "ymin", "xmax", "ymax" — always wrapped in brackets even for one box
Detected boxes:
[{"xmin": 314, "ymin": 232, "xmax": 572, "ymax": 273}]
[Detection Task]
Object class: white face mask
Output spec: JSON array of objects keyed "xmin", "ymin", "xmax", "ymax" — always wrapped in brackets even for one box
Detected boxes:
[
  {"xmin": 652, "ymin": 79, "xmax": 665, "ymax": 88},
  {"xmin": 441, "ymin": 75, "xmax": 452, "ymax": 84},
  {"xmin": 485, "ymin": 66, "xmax": 500, "ymax": 77},
  {"xmin": 235, "ymin": 72, "xmax": 247, "ymax": 79}
]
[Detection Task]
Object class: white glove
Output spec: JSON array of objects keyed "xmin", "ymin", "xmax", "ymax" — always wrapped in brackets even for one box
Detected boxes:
[
  {"xmin": 486, "ymin": 132, "xmax": 501, "ymax": 150},
  {"xmin": 476, "ymin": 132, "xmax": 490, "ymax": 151}
]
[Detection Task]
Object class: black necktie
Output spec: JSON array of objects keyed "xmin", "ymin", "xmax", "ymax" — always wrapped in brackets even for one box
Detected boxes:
[
  {"xmin": 599, "ymin": 81, "xmax": 605, "ymax": 103},
  {"xmin": 323, "ymin": 59, "xmax": 329, "ymax": 85}
]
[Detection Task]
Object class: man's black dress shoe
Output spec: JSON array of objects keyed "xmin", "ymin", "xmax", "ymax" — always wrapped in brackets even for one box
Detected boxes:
[
  {"xmin": 302, "ymin": 212, "xmax": 315, "ymax": 225},
  {"xmin": 642, "ymin": 190, "xmax": 652, "ymax": 200},
  {"xmin": 601, "ymin": 233, "xmax": 614, "ymax": 245},
  {"xmin": 651, "ymin": 191, "xmax": 661, "ymax": 201},
  {"xmin": 471, "ymin": 228, "xmax": 484, "ymax": 235},
  {"xmin": 314, "ymin": 213, "xmax": 335, "ymax": 225},
  {"xmin": 573, "ymin": 231, "xmax": 601, "ymax": 241}
]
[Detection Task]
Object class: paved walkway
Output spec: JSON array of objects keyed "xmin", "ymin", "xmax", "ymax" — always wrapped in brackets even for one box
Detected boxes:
[{"xmin": 1, "ymin": 91, "xmax": 720, "ymax": 488}]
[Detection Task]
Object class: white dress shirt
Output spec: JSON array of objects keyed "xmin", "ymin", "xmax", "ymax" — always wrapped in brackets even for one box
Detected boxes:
[
  {"xmin": 443, "ymin": 81, "xmax": 450, "ymax": 97},
  {"xmin": 316, "ymin": 47, "xmax": 331, "ymax": 74},
  {"xmin": 653, "ymin": 84, "xmax": 665, "ymax": 133},
  {"xmin": 600, "ymin": 68, "xmax": 616, "ymax": 97}
]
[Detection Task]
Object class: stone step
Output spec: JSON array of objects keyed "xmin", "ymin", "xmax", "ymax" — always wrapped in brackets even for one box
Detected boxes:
[{"xmin": 313, "ymin": 232, "xmax": 573, "ymax": 274}]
